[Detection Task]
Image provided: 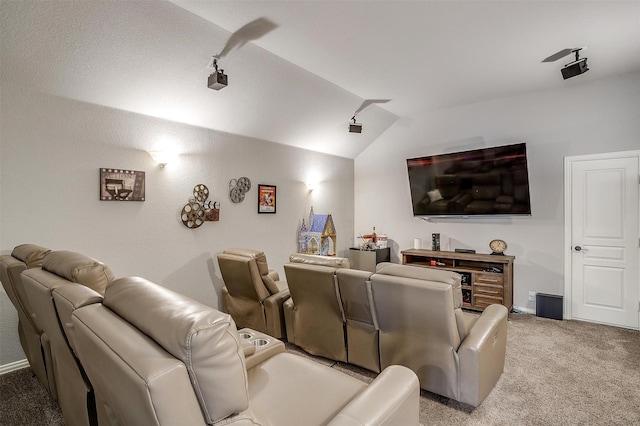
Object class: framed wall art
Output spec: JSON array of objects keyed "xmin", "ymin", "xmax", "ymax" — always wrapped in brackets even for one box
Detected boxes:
[
  {"xmin": 100, "ymin": 168, "xmax": 145, "ymax": 201},
  {"xmin": 258, "ymin": 184, "xmax": 276, "ymax": 214}
]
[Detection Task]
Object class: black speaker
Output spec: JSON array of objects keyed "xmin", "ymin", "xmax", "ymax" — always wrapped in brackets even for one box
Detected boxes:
[
  {"xmin": 561, "ymin": 59, "xmax": 589, "ymax": 80},
  {"xmin": 536, "ymin": 293, "xmax": 563, "ymax": 320}
]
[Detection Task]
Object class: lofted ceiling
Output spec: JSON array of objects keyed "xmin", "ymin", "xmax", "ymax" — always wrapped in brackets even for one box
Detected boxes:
[{"xmin": 2, "ymin": 1, "xmax": 639, "ymax": 159}]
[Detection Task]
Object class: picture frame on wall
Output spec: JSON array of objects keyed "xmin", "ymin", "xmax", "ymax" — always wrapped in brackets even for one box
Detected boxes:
[
  {"xmin": 258, "ymin": 184, "xmax": 276, "ymax": 214},
  {"xmin": 100, "ymin": 168, "xmax": 145, "ymax": 201}
]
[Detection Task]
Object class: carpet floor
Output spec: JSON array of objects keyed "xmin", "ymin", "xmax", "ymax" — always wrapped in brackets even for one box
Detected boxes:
[{"xmin": 1, "ymin": 312, "xmax": 639, "ymax": 425}]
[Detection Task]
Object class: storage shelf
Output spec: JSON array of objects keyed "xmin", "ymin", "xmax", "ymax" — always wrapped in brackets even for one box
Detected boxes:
[{"xmin": 401, "ymin": 249, "xmax": 514, "ymax": 312}]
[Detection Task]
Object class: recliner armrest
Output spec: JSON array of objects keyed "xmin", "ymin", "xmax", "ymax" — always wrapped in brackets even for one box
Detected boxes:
[
  {"xmin": 327, "ymin": 365, "xmax": 420, "ymax": 426},
  {"xmin": 262, "ymin": 289, "xmax": 290, "ymax": 338},
  {"xmin": 458, "ymin": 304, "xmax": 508, "ymax": 407}
]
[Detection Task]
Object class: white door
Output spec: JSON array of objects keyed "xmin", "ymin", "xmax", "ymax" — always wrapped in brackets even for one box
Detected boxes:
[{"xmin": 565, "ymin": 152, "xmax": 639, "ymax": 329}]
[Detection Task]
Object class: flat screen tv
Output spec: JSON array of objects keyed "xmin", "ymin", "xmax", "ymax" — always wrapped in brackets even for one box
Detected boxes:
[{"xmin": 407, "ymin": 143, "xmax": 532, "ymax": 217}]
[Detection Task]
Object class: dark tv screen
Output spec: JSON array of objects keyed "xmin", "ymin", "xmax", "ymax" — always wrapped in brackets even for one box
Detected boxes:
[{"xmin": 407, "ymin": 143, "xmax": 532, "ymax": 216}]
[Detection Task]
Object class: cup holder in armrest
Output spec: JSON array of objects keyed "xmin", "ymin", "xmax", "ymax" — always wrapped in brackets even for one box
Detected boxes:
[
  {"xmin": 239, "ymin": 332, "xmax": 253, "ymax": 340},
  {"xmin": 253, "ymin": 338, "xmax": 270, "ymax": 347}
]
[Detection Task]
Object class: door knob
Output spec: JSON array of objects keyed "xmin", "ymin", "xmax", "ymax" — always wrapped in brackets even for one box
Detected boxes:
[{"xmin": 574, "ymin": 246, "xmax": 588, "ymax": 252}]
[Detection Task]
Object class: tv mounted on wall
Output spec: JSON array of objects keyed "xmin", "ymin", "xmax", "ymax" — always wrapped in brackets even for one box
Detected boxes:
[{"xmin": 407, "ymin": 143, "xmax": 532, "ymax": 217}]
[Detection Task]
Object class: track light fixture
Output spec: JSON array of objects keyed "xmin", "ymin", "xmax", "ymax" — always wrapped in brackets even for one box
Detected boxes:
[
  {"xmin": 349, "ymin": 116, "xmax": 362, "ymax": 133},
  {"xmin": 561, "ymin": 49, "xmax": 588, "ymax": 80},
  {"xmin": 207, "ymin": 58, "xmax": 228, "ymax": 90}
]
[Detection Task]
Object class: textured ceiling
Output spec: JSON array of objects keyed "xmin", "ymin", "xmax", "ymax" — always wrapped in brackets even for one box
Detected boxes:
[{"xmin": 2, "ymin": 1, "xmax": 639, "ymax": 159}]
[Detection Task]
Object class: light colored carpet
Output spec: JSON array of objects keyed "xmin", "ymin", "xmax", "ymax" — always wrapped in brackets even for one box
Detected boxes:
[
  {"xmin": 287, "ymin": 312, "xmax": 640, "ymax": 425},
  {"xmin": 1, "ymin": 313, "xmax": 639, "ymax": 425}
]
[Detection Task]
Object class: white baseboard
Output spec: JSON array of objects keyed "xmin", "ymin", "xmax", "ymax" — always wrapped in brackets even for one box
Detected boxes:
[
  {"xmin": 0, "ymin": 359, "xmax": 29, "ymax": 375},
  {"xmin": 513, "ymin": 306, "xmax": 536, "ymax": 315}
]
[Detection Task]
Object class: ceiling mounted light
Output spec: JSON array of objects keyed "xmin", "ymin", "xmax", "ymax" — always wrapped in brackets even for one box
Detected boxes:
[{"xmin": 207, "ymin": 58, "xmax": 228, "ymax": 90}]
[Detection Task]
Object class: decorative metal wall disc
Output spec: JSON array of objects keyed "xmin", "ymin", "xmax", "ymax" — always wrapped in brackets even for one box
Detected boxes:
[
  {"xmin": 237, "ymin": 177, "xmax": 251, "ymax": 193},
  {"xmin": 229, "ymin": 176, "xmax": 251, "ymax": 203},
  {"xmin": 193, "ymin": 184, "xmax": 209, "ymax": 203},
  {"xmin": 181, "ymin": 184, "xmax": 212, "ymax": 229},
  {"xmin": 181, "ymin": 202, "xmax": 205, "ymax": 229}
]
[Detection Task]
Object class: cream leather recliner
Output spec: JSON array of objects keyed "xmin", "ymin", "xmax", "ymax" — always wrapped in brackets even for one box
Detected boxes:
[
  {"xmin": 0, "ymin": 244, "xmax": 53, "ymax": 393},
  {"xmin": 371, "ymin": 263, "xmax": 508, "ymax": 407},
  {"xmin": 217, "ymin": 248, "xmax": 289, "ymax": 338},
  {"xmin": 284, "ymin": 253, "xmax": 350, "ymax": 361},
  {"xmin": 21, "ymin": 250, "xmax": 115, "ymax": 426},
  {"xmin": 71, "ymin": 276, "xmax": 422, "ymax": 426}
]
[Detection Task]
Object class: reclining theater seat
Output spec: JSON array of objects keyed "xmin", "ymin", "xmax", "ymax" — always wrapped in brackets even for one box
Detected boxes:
[
  {"xmin": 0, "ymin": 244, "xmax": 52, "ymax": 392},
  {"xmin": 21, "ymin": 250, "xmax": 115, "ymax": 426},
  {"xmin": 71, "ymin": 276, "xmax": 422, "ymax": 426},
  {"xmin": 217, "ymin": 248, "xmax": 289, "ymax": 338},
  {"xmin": 371, "ymin": 262, "xmax": 508, "ymax": 407},
  {"xmin": 284, "ymin": 253, "xmax": 350, "ymax": 362}
]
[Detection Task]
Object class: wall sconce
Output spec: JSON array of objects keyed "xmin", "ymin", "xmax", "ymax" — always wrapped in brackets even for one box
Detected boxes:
[
  {"xmin": 306, "ymin": 182, "xmax": 316, "ymax": 192},
  {"xmin": 148, "ymin": 151, "xmax": 175, "ymax": 168}
]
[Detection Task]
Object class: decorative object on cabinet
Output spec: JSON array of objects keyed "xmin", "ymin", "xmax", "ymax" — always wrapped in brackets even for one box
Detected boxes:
[
  {"xmin": 298, "ymin": 206, "xmax": 337, "ymax": 256},
  {"xmin": 180, "ymin": 184, "xmax": 220, "ymax": 229},
  {"xmin": 431, "ymin": 233, "xmax": 440, "ymax": 251},
  {"xmin": 257, "ymin": 184, "xmax": 276, "ymax": 214},
  {"xmin": 229, "ymin": 177, "xmax": 251, "ymax": 203},
  {"xmin": 100, "ymin": 168, "xmax": 145, "ymax": 201},
  {"xmin": 489, "ymin": 239, "xmax": 508, "ymax": 255},
  {"xmin": 401, "ymin": 249, "xmax": 514, "ymax": 312}
]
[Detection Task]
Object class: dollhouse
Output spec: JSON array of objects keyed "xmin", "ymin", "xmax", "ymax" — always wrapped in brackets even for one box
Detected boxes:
[{"xmin": 298, "ymin": 207, "xmax": 336, "ymax": 256}]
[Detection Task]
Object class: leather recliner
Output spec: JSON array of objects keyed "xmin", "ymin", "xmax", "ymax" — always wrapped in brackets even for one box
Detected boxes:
[
  {"xmin": 71, "ymin": 276, "xmax": 422, "ymax": 426},
  {"xmin": 0, "ymin": 244, "xmax": 53, "ymax": 393},
  {"xmin": 283, "ymin": 253, "xmax": 350, "ymax": 361},
  {"xmin": 371, "ymin": 263, "xmax": 508, "ymax": 407},
  {"xmin": 21, "ymin": 250, "xmax": 115, "ymax": 426},
  {"xmin": 217, "ymin": 248, "xmax": 289, "ymax": 338}
]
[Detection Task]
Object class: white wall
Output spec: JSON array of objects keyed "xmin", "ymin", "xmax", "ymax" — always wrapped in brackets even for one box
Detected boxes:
[
  {"xmin": 0, "ymin": 86, "xmax": 354, "ymax": 365},
  {"xmin": 354, "ymin": 72, "xmax": 640, "ymax": 311}
]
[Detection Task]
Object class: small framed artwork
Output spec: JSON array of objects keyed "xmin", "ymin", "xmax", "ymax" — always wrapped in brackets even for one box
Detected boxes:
[
  {"xmin": 100, "ymin": 168, "xmax": 145, "ymax": 201},
  {"xmin": 258, "ymin": 184, "xmax": 276, "ymax": 214}
]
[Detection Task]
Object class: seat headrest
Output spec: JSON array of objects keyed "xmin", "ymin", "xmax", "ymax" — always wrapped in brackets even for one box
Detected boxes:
[
  {"xmin": 223, "ymin": 248, "xmax": 269, "ymax": 275},
  {"xmin": 42, "ymin": 250, "xmax": 114, "ymax": 295},
  {"xmin": 288, "ymin": 253, "xmax": 350, "ymax": 268},
  {"xmin": 11, "ymin": 244, "xmax": 51, "ymax": 269},
  {"xmin": 375, "ymin": 263, "xmax": 460, "ymax": 284},
  {"xmin": 104, "ymin": 277, "xmax": 249, "ymax": 423},
  {"xmin": 375, "ymin": 263, "xmax": 462, "ymax": 308}
]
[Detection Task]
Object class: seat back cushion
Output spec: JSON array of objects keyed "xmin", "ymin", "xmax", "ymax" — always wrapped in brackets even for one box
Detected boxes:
[
  {"xmin": 284, "ymin": 263, "xmax": 347, "ymax": 361},
  {"xmin": 103, "ymin": 277, "xmax": 249, "ymax": 424},
  {"xmin": 42, "ymin": 250, "xmax": 115, "ymax": 295},
  {"xmin": 375, "ymin": 263, "xmax": 470, "ymax": 340},
  {"xmin": 223, "ymin": 249, "xmax": 283, "ymax": 295},
  {"xmin": 72, "ymin": 304, "xmax": 206, "ymax": 426},
  {"xmin": 12, "ymin": 244, "xmax": 51, "ymax": 269},
  {"xmin": 370, "ymin": 273, "xmax": 461, "ymax": 400},
  {"xmin": 218, "ymin": 253, "xmax": 270, "ymax": 301},
  {"xmin": 1, "ymin": 244, "xmax": 51, "ymax": 323},
  {"xmin": 289, "ymin": 253, "xmax": 350, "ymax": 268}
]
